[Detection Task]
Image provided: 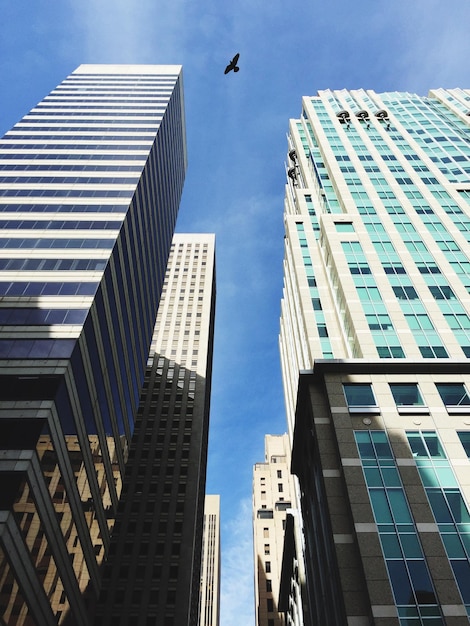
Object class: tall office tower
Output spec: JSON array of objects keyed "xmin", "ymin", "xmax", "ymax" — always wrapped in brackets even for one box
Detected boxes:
[
  {"xmin": 280, "ymin": 89, "xmax": 470, "ymax": 625},
  {"xmin": 0, "ymin": 65, "xmax": 187, "ymax": 625},
  {"xmin": 198, "ymin": 494, "xmax": 221, "ymax": 626},
  {"xmin": 253, "ymin": 435, "xmax": 297, "ymax": 626},
  {"xmin": 94, "ymin": 233, "xmax": 216, "ymax": 626}
]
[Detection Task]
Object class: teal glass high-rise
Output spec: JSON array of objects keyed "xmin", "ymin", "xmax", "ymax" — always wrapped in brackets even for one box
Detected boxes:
[{"xmin": 279, "ymin": 89, "xmax": 470, "ymax": 626}]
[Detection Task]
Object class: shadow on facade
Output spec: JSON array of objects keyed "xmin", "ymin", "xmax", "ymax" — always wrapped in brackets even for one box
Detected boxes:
[
  {"xmin": 256, "ymin": 555, "xmax": 283, "ymax": 626},
  {"xmin": 0, "ymin": 347, "xmax": 212, "ymax": 626}
]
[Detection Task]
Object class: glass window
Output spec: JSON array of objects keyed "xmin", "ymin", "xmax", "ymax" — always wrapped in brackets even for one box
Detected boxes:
[
  {"xmin": 343, "ymin": 383, "xmax": 376, "ymax": 408},
  {"xmin": 436, "ymin": 383, "xmax": 470, "ymax": 407},
  {"xmin": 335, "ymin": 221, "xmax": 355, "ymax": 232},
  {"xmin": 457, "ymin": 431, "xmax": 470, "ymax": 458},
  {"xmin": 390, "ymin": 383, "xmax": 425, "ymax": 407}
]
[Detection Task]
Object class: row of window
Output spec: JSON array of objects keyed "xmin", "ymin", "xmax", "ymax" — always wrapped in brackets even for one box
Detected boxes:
[
  {"xmin": 0, "ymin": 219, "xmax": 122, "ymax": 230},
  {"xmin": 0, "ymin": 176, "xmax": 139, "ymax": 184},
  {"xmin": 344, "ymin": 382, "xmax": 470, "ymax": 412},
  {"xmin": 0, "ymin": 203, "xmax": 128, "ymax": 213}
]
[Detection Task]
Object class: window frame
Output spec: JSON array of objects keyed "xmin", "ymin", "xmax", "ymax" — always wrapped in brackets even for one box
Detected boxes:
[
  {"xmin": 389, "ymin": 383, "xmax": 429, "ymax": 415},
  {"xmin": 436, "ymin": 383, "xmax": 470, "ymax": 414},
  {"xmin": 343, "ymin": 383, "xmax": 380, "ymax": 414}
]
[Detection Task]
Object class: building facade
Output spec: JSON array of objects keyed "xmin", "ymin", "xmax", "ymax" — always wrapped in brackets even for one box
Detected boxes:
[
  {"xmin": 199, "ymin": 494, "xmax": 221, "ymax": 626},
  {"xmin": 280, "ymin": 89, "xmax": 470, "ymax": 625},
  {"xmin": 94, "ymin": 233, "xmax": 216, "ymax": 626},
  {"xmin": 253, "ymin": 435, "xmax": 297, "ymax": 626},
  {"xmin": 0, "ymin": 64, "xmax": 187, "ymax": 625}
]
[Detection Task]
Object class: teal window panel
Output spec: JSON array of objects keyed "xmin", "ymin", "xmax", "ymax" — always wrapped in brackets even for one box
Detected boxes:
[
  {"xmin": 364, "ymin": 466, "xmax": 383, "ymax": 487},
  {"xmin": 441, "ymin": 533, "xmax": 467, "ymax": 559},
  {"xmin": 381, "ymin": 534, "xmax": 402, "ymax": 558},
  {"xmin": 435, "ymin": 468, "xmax": 458, "ymax": 488},
  {"xmin": 355, "ymin": 431, "xmax": 375, "ymax": 458},
  {"xmin": 452, "ymin": 561, "xmax": 470, "ymax": 603},
  {"xmin": 387, "ymin": 560, "xmax": 415, "ymax": 604},
  {"xmin": 426, "ymin": 488, "xmax": 453, "ymax": 524},
  {"xmin": 400, "ymin": 533, "xmax": 422, "ymax": 559},
  {"xmin": 446, "ymin": 491, "xmax": 470, "ymax": 523},
  {"xmin": 418, "ymin": 466, "xmax": 440, "ymax": 488},
  {"xmin": 390, "ymin": 384, "xmax": 425, "ymax": 407},
  {"xmin": 457, "ymin": 432, "xmax": 470, "ymax": 458},
  {"xmin": 335, "ymin": 222, "xmax": 354, "ymax": 232},
  {"xmin": 343, "ymin": 383, "xmax": 376, "ymax": 407},
  {"xmin": 422, "ymin": 432, "xmax": 446, "ymax": 458},
  {"xmin": 393, "ymin": 286, "xmax": 419, "ymax": 300},
  {"xmin": 407, "ymin": 561, "xmax": 437, "ymax": 603},
  {"xmin": 382, "ymin": 467, "xmax": 402, "ymax": 487},
  {"xmin": 370, "ymin": 489, "xmax": 394, "ymax": 523},
  {"xmin": 436, "ymin": 383, "xmax": 470, "ymax": 407},
  {"xmin": 388, "ymin": 489, "xmax": 413, "ymax": 524},
  {"xmin": 371, "ymin": 431, "xmax": 394, "ymax": 458},
  {"xmin": 407, "ymin": 432, "xmax": 429, "ymax": 457}
]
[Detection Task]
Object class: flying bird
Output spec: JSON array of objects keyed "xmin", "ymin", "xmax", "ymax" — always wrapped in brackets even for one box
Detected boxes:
[{"xmin": 224, "ymin": 53, "xmax": 240, "ymax": 74}]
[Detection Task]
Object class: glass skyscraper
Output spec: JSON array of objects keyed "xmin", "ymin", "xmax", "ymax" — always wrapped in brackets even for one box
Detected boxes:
[
  {"xmin": 279, "ymin": 89, "xmax": 470, "ymax": 625},
  {"xmin": 0, "ymin": 65, "xmax": 187, "ymax": 625}
]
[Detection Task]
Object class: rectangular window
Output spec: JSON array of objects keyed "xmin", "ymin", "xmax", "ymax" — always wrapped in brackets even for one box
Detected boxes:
[
  {"xmin": 390, "ymin": 383, "xmax": 428, "ymax": 414},
  {"xmin": 436, "ymin": 383, "xmax": 470, "ymax": 413},
  {"xmin": 343, "ymin": 383, "xmax": 379, "ymax": 413},
  {"xmin": 335, "ymin": 221, "xmax": 355, "ymax": 232},
  {"xmin": 457, "ymin": 432, "xmax": 470, "ymax": 458}
]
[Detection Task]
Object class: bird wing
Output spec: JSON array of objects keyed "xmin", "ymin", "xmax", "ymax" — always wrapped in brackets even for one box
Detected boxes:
[
  {"xmin": 232, "ymin": 53, "xmax": 240, "ymax": 64},
  {"xmin": 224, "ymin": 64, "xmax": 232, "ymax": 74}
]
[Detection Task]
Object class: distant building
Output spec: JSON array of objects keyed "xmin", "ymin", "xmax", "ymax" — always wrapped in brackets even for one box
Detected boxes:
[
  {"xmin": 199, "ymin": 495, "xmax": 221, "ymax": 626},
  {"xmin": 0, "ymin": 64, "xmax": 186, "ymax": 625},
  {"xmin": 280, "ymin": 89, "xmax": 470, "ymax": 624},
  {"xmin": 94, "ymin": 233, "xmax": 216, "ymax": 626},
  {"xmin": 253, "ymin": 435, "xmax": 297, "ymax": 626}
]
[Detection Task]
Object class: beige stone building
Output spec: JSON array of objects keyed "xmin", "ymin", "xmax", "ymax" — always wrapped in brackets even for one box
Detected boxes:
[
  {"xmin": 253, "ymin": 435, "xmax": 297, "ymax": 626},
  {"xmin": 199, "ymin": 494, "xmax": 221, "ymax": 626},
  {"xmin": 94, "ymin": 233, "xmax": 216, "ymax": 626}
]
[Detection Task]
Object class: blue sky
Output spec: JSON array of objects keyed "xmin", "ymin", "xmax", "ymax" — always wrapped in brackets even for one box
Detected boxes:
[{"xmin": 1, "ymin": 0, "xmax": 470, "ymax": 623}]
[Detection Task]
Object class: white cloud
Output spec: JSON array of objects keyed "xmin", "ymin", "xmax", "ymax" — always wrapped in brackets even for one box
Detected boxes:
[{"xmin": 220, "ymin": 497, "xmax": 255, "ymax": 626}]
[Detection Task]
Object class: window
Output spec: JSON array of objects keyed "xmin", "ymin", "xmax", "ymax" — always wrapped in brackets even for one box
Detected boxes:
[
  {"xmin": 266, "ymin": 579, "xmax": 272, "ymax": 592},
  {"xmin": 267, "ymin": 599, "xmax": 274, "ymax": 612},
  {"xmin": 389, "ymin": 383, "xmax": 427, "ymax": 414},
  {"xmin": 436, "ymin": 383, "xmax": 470, "ymax": 413},
  {"xmin": 343, "ymin": 383, "xmax": 379, "ymax": 413},
  {"xmin": 264, "ymin": 544, "xmax": 270, "ymax": 555},
  {"xmin": 457, "ymin": 432, "xmax": 470, "ymax": 458},
  {"xmin": 335, "ymin": 221, "xmax": 355, "ymax": 232},
  {"xmin": 265, "ymin": 561, "xmax": 271, "ymax": 573}
]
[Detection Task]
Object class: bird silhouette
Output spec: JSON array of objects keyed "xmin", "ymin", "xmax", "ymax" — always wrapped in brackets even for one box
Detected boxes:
[{"xmin": 224, "ymin": 53, "xmax": 240, "ymax": 74}]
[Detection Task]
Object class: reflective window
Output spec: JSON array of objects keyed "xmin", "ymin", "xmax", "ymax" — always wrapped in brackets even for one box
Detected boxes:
[
  {"xmin": 355, "ymin": 430, "xmax": 441, "ymax": 621},
  {"xmin": 436, "ymin": 383, "xmax": 470, "ymax": 407},
  {"xmin": 406, "ymin": 430, "xmax": 470, "ymax": 614},
  {"xmin": 343, "ymin": 383, "xmax": 376, "ymax": 408},
  {"xmin": 390, "ymin": 384, "xmax": 425, "ymax": 407},
  {"xmin": 335, "ymin": 221, "xmax": 354, "ymax": 232},
  {"xmin": 390, "ymin": 383, "xmax": 427, "ymax": 413},
  {"xmin": 457, "ymin": 432, "xmax": 470, "ymax": 458}
]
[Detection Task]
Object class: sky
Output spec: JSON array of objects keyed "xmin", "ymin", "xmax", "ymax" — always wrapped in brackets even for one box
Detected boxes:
[{"xmin": 1, "ymin": 0, "xmax": 470, "ymax": 623}]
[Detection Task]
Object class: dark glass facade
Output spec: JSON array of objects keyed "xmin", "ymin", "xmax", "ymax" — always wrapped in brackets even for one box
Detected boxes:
[{"xmin": 0, "ymin": 64, "xmax": 186, "ymax": 625}]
